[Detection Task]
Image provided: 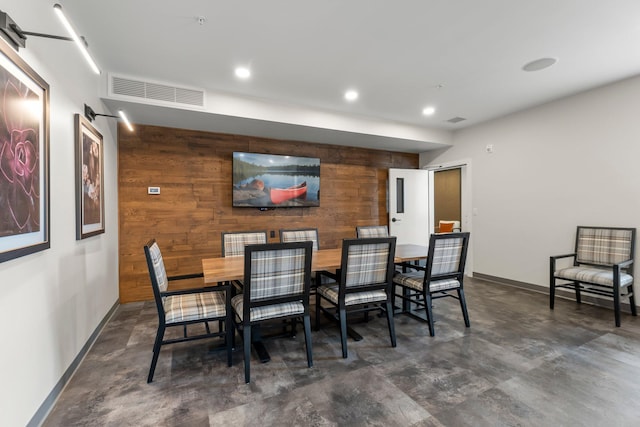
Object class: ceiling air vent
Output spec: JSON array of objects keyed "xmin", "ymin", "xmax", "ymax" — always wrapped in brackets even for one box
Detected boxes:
[
  {"xmin": 109, "ymin": 75, "xmax": 205, "ymax": 108},
  {"xmin": 446, "ymin": 116, "xmax": 466, "ymax": 124}
]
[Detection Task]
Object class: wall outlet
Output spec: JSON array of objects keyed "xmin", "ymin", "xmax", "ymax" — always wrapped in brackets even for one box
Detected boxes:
[
  {"xmin": 485, "ymin": 144, "xmax": 494, "ymax": 153},
  {"xmin": 148, "ymin": 187, "xmax": 160, "ymax": 195}
]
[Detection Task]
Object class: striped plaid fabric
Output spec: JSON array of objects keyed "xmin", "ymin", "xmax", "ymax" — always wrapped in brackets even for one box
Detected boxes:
[
  {"xmin": 393, "ymin": 271, "xmax": 461, "ymax": 292},
  {"xmin": 431, "ymin": 237, "xmax": 464, "ymax": 275},
  {"xmin": 148, "ymin": 242, "xmax": 169, "ymax": 292},
  {"xmin": 317, "ymin": 284, "xmax": 387, "ymax": 305},
  {"xmin": 164, "ymin": 291, "xmax": 227, "ymax": 323},
  {"xmin": 555, "ymin": 266, "xmax": 633, "ymax": 288},
  {"xmin": 249, "ymin": 248, "xmax": 307, "ymax": 300},
  {"xmin": 345, "ymin": 243, "xmax": 390, "ymax": 287},
  {"xmin": 223, "ymin": 232, "xmax": 267, "ymax": 257},
  {"xmin": 576, "ymin": 228, "xmax": 633, "ymax": 265},
  {"xmin": 231, "ymin": 295, "xmax": 304, "ymax": 322},
  {"xmin": 280, "ymin": 230, "xmax": 319, "ymax": 250},
  {"xmin": 357, "ymin": 226, "xmax": 389, "ymax": 238}
]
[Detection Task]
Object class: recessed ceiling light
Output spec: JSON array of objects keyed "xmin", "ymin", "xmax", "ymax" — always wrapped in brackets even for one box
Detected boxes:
[
  {"xmin": 522, "ymin": 57, "xmax": 557, "ymax": 72},
  {"xmin": 422, "ymin": 106, "xmax": 436, "ymax": 116},
  {"xmin": 235, "ymin": 67, "xmax": 251, "ymax": 79},
  {"xmin": 344, "ymin": 90, "xmax": 358, "ymax": 101}
]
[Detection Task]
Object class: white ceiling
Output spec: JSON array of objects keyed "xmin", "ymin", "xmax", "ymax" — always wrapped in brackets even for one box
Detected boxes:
[{"xmin": 37, "ymin": 1, "xmax": 640, "ymax": 151}]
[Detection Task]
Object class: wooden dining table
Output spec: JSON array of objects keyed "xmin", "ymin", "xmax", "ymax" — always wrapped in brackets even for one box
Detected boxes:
[
  {"xmin": 202, "ymin": 244, "xmax": 428, "ymax": 284},
  {"xmin": 201, "ymin": 243, "xmax": 428, "ymax": 362}
]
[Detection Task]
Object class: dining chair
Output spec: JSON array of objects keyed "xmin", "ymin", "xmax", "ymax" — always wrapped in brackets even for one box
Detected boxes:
[
  {"xmin": 356, "ymin": 225, "xmax": 389, "ymax": 238},
  {"xmin": 221, "ymin": 230, "xmax": 268, "ymax": 257},
  {"xmin": 231, "ymin": 241, "xmax": 314, "ymax": 383},
  {"xmin": 392, "ymin": 232, "xmax": 471, "ymax": 336},
  {"xmin": 279, "ymin": 228, "xmax": 320, "ymax": 250},
  {"xmin": 143, "ymin": 239, "xmax": 233, "ymax": 383},
  {"xmin": 316, "ymin": 237, "xmax": 397, "ymax": 358}
]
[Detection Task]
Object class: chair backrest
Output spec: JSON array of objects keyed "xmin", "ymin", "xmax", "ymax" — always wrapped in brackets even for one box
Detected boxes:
[
  {"xmin": 242, "ymin": 241, "xmax": 313, "ymax": 315},
  {"xmin": 339, "ymin": 237, "xmax": 396, "ymax": 291},
  {"xmin": 144, "ymin": 239, "xmax": 169, "ymax": 317},
  {"xmin": 356, "ymin": 225, "xmax": 389, "ymax": 238},
  {"xmin": 221, "ymin": 231, "xmax": 268, "ymax": 257},
  {"xmin": 575, "ymin": 226, "xmax": 636, "ymax": 267},
  {"xmin": 438, "ymin": 220, "xmax": 461, "ymax": 233},
  {"xmin": 279, "ymin": 228, "xmax": 320, "ymax": 250},
  {"xmin": 425, "ymin": 232, "xmax": 470, "ymax": 278}
]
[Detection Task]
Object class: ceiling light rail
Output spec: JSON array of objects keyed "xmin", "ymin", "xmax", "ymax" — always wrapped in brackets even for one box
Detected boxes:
[{"xmin": 0, "ymin": 4, "xmax": 100, "ymax": 74}]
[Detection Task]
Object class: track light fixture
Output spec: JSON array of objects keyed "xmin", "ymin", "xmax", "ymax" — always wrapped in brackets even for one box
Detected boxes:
[
  {"xmin": 0, "ymin": 4, "xmax": 100, "ymax": 74},
  {"xmin": 85, "ymin": 104, "xmax": 134, "ymax": 132}
]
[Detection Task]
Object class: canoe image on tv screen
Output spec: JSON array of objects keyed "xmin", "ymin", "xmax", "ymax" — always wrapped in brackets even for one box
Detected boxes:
[{"xmin": 232, "ymin": 152, "xmax": 320, "ymax": 207}]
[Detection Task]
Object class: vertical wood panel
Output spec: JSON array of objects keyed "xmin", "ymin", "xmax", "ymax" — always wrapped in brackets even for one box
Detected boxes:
[{"xmin": 119, "ymin": 124, "xmax": 418, "ymax": 302}]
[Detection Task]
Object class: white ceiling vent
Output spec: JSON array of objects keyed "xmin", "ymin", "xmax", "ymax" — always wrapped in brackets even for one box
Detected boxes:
[{"xmin": 109, "ymin": 74, "xmax": 205, "ymax": 108}]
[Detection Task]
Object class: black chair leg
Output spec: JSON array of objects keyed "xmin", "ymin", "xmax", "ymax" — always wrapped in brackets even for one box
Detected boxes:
[
  {"xmin": 629, "ymin": 284, "xmax": 637, "ymax": 316},
  {"xmin": 243, "ymin": 324, "xmax": 252, "ymax": 383},
  {"xmin": 315, "ymin": 293, "xmax": 322, "ymax": 331},
  {"xmin": 147, "ymin": 326, "xmax": 165, "ymax": 383},
  {"xmin": 458, "ymin": 288, "xmax": 470, "ymax": 327},
  {"xmin": 385, "ymin": 301, "xmax": 396, "ymax": 348},
  {"xmin": 303, "ymin": 315, "xmax": 313, "ymax": 367},
  {"xmin": 574, "ymin": 281, "xmax": 582, "ymax": 304},
  {"xmin": 549, "ymin": 258, "xmax": 556, "ymax": 310},
  {"xmin": 425, "ymin": 293, "xmax": 435, "ymax": 337},
  {"xmin": 339, "ymin": 308, "xmax": 348, "ymax": 358},
  {"xmin": 226, "ymin": 314, "xmax": 233, "ymax": 367},
  {"xmin": 614, "ymin": 284, "xmax": 621, "ymax": 327}
]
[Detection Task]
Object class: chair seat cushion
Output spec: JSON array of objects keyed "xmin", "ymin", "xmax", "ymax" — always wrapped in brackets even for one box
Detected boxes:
[
  {"xmin": 231, "ymin": 294, "xmax": 304, "ymax": 322},
  {"xmin": 393, "ymin": 272, "xmax": 461, "ymax": 292},
  {"xmin": 164, "ymin": 291, "xmax": 226, "ymax": 324},
  {"xmin": 554, "ymin": 267, "xmax": 633, "ymax": 287},
  {"xmin": 317, "ymin": 284, "xmax": 387, "ymax": 306}
]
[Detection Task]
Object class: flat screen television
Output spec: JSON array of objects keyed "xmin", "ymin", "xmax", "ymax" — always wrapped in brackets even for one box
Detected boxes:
[{"xmin": 232, "ymin": 152, "xmax": 320, "ymax": 207}]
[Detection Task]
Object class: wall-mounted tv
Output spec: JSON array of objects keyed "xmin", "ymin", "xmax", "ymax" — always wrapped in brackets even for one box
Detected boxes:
[{"xmin": 232, "ymin": 152, "xmax": 320, "ymax": 207}]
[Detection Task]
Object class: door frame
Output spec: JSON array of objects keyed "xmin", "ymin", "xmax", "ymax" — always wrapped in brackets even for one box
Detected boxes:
[{"xmin": 423, "ymin": 158, "xmax": 473, "ymax": 275}]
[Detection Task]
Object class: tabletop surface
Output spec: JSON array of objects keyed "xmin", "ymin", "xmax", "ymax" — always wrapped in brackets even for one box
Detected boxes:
[{"xmin": 202, "ymin": 244, "xmax": 427, "ymax": 284}]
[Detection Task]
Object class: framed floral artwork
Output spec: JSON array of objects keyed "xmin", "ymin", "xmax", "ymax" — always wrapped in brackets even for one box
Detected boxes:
[
  {"xmin": 0, "ymin": 37, "xmax": 50, "ymax": 263},
  {"xmin": 75, "ymin": 114, "xmax": 104, "ymax": 239}
]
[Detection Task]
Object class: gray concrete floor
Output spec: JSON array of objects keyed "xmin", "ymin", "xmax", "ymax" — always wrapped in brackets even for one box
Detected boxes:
[{"xmin": 43, "ymin": 278, "xmax": 640, "ymax": 426}]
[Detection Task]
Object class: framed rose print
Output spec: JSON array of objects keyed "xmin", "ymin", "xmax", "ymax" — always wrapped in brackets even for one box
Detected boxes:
[
  {"xmin": 0, "ymin": 37, "xmax": 50, "ymax": 263},
  {"xmin": 75, "ymin": 114, "xmax": 104, "ymax": 239}
]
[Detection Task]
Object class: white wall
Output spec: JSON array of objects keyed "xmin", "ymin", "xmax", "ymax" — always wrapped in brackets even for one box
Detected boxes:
[
  {"xmin": 0, "ymin": 2, "xmax": 119, "ymax": 426},
  {"xmin": 421, "ymin": 74, "xmax": 640, "ymax": 292}
]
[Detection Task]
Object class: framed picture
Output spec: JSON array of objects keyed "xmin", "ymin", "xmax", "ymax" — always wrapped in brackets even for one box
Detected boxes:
[
  {"xmin": 0, "ymin": 38, "xmax": 50, "ymax": 263},
  {"xmin": 75, "ymin": 114, "xmax": 105, "ymax": 239}
]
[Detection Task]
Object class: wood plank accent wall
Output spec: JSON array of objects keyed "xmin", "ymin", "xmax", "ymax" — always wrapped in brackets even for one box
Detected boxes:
[{"xmin": 119, "ymin": 124, "xmax": 418, "ymax": 302}]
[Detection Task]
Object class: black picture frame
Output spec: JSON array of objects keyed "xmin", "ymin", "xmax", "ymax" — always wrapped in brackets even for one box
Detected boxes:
[
  {"xmin": 0, "ymin": 37, "xmax": 50, "ymax": 263},
  {"xmin": 75, "ymin": 114, "xmax": 105, "ymax": 239}
]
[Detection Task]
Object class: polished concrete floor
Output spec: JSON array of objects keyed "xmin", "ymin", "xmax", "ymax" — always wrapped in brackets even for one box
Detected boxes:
[{"xmin": 43, "ymin": 278, "xmax": 640, "ymax": 426}]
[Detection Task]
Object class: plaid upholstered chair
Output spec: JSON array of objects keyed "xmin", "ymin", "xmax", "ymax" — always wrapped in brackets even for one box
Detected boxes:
[
  {"xmin": 280, "ymin": 228, "xmax": 320, "ymax": 250},
  {"xmin": 143, "ymin": 239, "xmax": 232, "ymax": 383},
  {"xmin": 221, "ymin": 231, "xmax": 268, "ymax": 257},
  {"xmin": 316, "ymin": 237, "xmax": 397, "ymax": 358},
  {"xmin": 231, "ymin": 241, "xmax": 314, "ymax": 383},
  {"xmin": 551, "ymin": 226, "xmax": 636, "ymax": 327},
  {"xmin": 392, "ymin": 232, "xmax": 471, "ymax": 336},
  {"xmin": 356, "ymin": 225, "xmax": 389, "ymax": 238}
]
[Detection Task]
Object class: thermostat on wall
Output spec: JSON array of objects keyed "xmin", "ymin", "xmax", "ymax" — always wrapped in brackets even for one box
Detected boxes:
[{"xmin": 148, "ymin": 187, "xmax": 160, "ymax": 195}]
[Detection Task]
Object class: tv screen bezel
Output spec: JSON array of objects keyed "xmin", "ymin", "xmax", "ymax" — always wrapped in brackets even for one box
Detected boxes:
[{"xmin": 232, "ymin": 152, "xmax": 320, "ymax": 208}]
